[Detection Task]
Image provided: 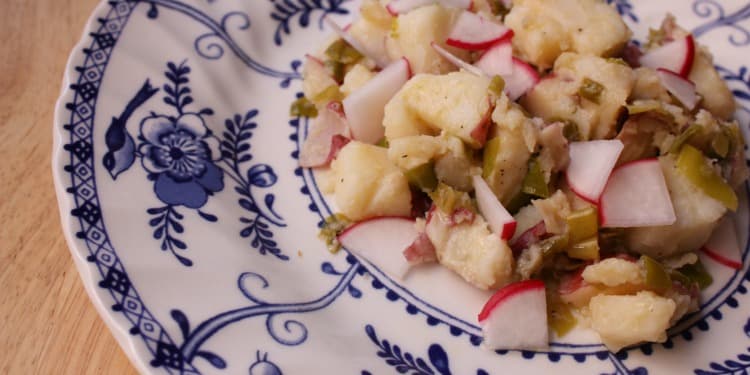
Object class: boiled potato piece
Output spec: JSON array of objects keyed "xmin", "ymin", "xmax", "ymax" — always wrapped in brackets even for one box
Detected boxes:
[
  {"xmin": 523, "ymin": 53, "xmax": 635, "ymax": 140},
  {"xmin": 387, "ymin": 135, "xmax": 445, "ymax": 171},
  {"xmin": 329, "ymin": 141, "xmax": 412, "ymax": 221},
  {"xmin": 626, "ymin": 155, "xmax": 726, "ymax": 258},
  {"xmin": 387, "ymin": 4, "xmax": 468, "ymax": 74},
  {"xmin": 386, "ymin": 71, "xmax": 493, "ymax": 148},
  {"xmin": 690, "ymin": 47, "xmax": 736, "ymax": 120},
  {"xmin": 302, "ymin": 57, "xmax": 338, "ymax": 106},
  {"xmin": 589, "ymin": 291, "xmax": 676, "ymax": 351},
  {"xmin": 426, "ymin": 208, "xmax": 513, "ymax": 289},
  {"xmin": 582, "ymin": 258, "xmax": 644, "ymax": 287},
  {"xmin": 483, "ymin": 95, "xmax": 537, "ymax": 203},
  {"xmin": 348, "ymin": 15, "xmax": 391, "ymax": 66},
  {"xmin": 505, "ymin": 0, "xmax": 631, "ymax": 69}
]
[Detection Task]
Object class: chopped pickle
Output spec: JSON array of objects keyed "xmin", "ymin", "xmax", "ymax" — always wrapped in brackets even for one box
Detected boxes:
[
  {"xmin": 324, "ymin": 60, "xmax": 345, "ymax": 83},
  {"xmin": 578, "ymin": 77, "xmax": 604, "ymax": 104},
  {"xmin": 482, "ymin": 137, "xmax": 501, "ymax": 179},
  {"xmin": 566, "ymin": 237, "xmax": 599, "ymax": 260},
  {"xmin": 318, "ymin": 214, "xmax": 352, "ymax": 253},
  {"xmin": 325, "ymin": 39, "xmax": 363, "ymax": 64},
  {"xmin": 598, "ymin": 228, "xmax": 625, "ymax": 252},
  {"xmin": 626, "ymin": 102, "xmax": 674, "ymax": 121},
  {"xmin": 540, "ymin": 234, "xmax": 570, "ymax": 257},
  {"xmin": 390, "ymin": 18, "xmax": 399, "ymax": 39},
  {"xmin": 562, "ymin": 120, "xmax": 581, "ymax": 142},
  {"xmin": 668, "ymin": 124, "xmax": 701, "ymax": 154},
  {"xmin": 312, "ymin": 84, "xmax": 344, "ymax": 103},
  {"xmin": 505, "ymin": 192, "xmax": 532, "ymax": 215},
  {"xmin": 641, "ymin": 255, "xmax": 671, "ymax": 293},
  {"xmin": 522, "ymin": 157, "xmax": 550, "ymax": 198},
  {"xmin": 710, "ymin": 131, "xmax": 730, "ymax": 159},
  {"xmin": 376, "ymin": 137, "xmax": 389, "ymax": 148},
  {"xmin": 677, "ymin": 260, "xmax": 713, "ymax": 290},
  {"xmin": 489, "ymin": 0, "xmax": 510, "ymax": 17},
  {"xmin": 646, "ymin": 28, "xmax": 666, "ymax": 50},
  {"xmin": 290, "ymin": 96, "xmax": 318, "ymax": 118},
  {"xmin": 488, "ymin": 75, "xmax": 506, "ymax": 99},
  {"xmin": 406, "ymin": 161, "xmax": 438, "ymax": 192},
  {"xmin": 676, "ymin": 145, "xmax": 738, "ymax": 211},
  {"xmin": 548, "ymin": 300, "xmax": 577, "ymax": 337},
  {"xmin": 566, "ymin": 207, "xmax": 598, "ymax": 244},
  {"xmin": 429, "ymin": 183, "xmax": 474, "ymax": 213},
  {"xmin": 606, "ymin": 57, "xmax": 629, "ymax": 67}
]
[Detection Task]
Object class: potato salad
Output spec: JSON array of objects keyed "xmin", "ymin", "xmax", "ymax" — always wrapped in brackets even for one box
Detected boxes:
[{"xmin": 292, "ymin": 0, "xmax": 748, "ymax": 352}]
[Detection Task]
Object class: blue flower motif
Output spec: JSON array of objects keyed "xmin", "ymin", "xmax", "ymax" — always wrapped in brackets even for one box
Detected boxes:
[{"xmin": 139, "ymin": 113, "xmax": 224, "ymax": 208}]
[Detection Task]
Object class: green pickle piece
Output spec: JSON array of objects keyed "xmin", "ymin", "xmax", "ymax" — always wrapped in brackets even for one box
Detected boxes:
[
  {"xmin": 429, "ymin": 183, "xmax": 474, "ymax": 213},
  {"xmin": 482, "ymin": 137, "xmax": 501, "ymax": 179},
  {"xmin": 566, "ymin": 207, "xmax": 598, "ymax": 244},
  {"xmin": 668, "ymin": 124, "xmax": 701, "ymax": 154},
  {"xmin": 324, "ymin": 60, "xmax": 345, "ymax": 83},
  {"xmin": 488, "ymin": 75, "xmax": 506, "ymax": 98},
  {"xmin": 522, "ymin": 158, "xmax": 550, "ymax": 198},
  {"xmin": 676, "ymin": 144, "xmax": 738, "ymax": 211},
  {"xmin": 677, "ymin": 260, "xmax": 713, "ymax": 290},
  {"xmin": 566, "ymin": 237, "xmax": 599, "ymax": 260},
  {"xmin": 540, "ymin": 234, "xmax": 570, "ymax": 257},
  {"xmin": 710, "ymin": 131, "xmax": 730, "ymax": 159},
  {"xmin": 406, "ymin": 161, "xmax": 438, "ymax": 192},
  {"xmin": 548, "ymin": 300, "xmax": 577, "ymax": 337},
  {"xmin": 290, "ymin": 96, "xmax": 318, "ymax": 118},
  {"xmin": 578, "ymin": 77, "xmax": 604, "ymax": 104},
  {"xmin": 641, "ymin": 255, "xmax": 671, "ymax": 293},
  {"xmin": 318, "ymin": 214, "xmax": 352, "ymax": 253},
  {"xmin": 376, "ymin": 137, "xmax": 389, "ymax": 148},
  {"xmin": 312, "ymin": 85, "xmax": 344, "ymax": 103},
  {"xmin": 504, "ymin": 192, "xmax": 532, "ymax": 215},
  {"xmin": 489, "ymin": 0, "xmax": 510, "ymax": 17},
  {"xmin": 325, "ymin": 39, "xmax": 362, "ymax": 64},
  {"xmin": 562, "ymin": 120, "xmax": 581, "ymax": 142}
]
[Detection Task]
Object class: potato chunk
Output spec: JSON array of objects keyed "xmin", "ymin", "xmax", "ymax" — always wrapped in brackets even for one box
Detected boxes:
[
  {"xmin": 589, "ymin": 291, "xmax": 676, "ymax": 351},
  {"xmin": 626, "ymin": 155, "xmax": 726, "ymax": 258},
  {"xmin": 329, "ymin": 142, "xmax": 412, "ymax": 220},
  {"xmin": 505, "ymin": 0, "xmax": 631, "ymax": 69},
  {"xmin": 523, "ymin": 53, "xmax": 634, "ymax": 140},
  {"xmin": 425, "ymin": 208, "xmax": 513, "ymax": 290},
  {"xmin": 387, "ymin": 4, "xmax": 468, "ymax": 74},
  {"xmin": 385, "ymin": 72, "xmax": 492, "ymax": 147}
]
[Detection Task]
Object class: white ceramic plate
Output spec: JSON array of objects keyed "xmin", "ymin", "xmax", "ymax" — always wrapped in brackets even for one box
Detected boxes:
[{"xmin": 53, "ymin": 0, "xmax": 750, "ymax": 373}]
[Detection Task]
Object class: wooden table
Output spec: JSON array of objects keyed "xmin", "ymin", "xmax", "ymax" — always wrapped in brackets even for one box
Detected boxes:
[{"xmin": 1, "ymin": 0, "xmax": 137, "ymax": 373}]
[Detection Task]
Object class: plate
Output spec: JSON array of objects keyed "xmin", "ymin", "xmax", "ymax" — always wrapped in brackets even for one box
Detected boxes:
[{"xmin": 52, "ymin": 0, "xmax": 750, "ymax": 373}]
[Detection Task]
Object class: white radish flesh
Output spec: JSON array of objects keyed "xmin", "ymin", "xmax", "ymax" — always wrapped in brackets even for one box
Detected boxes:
[
  {"xmin": 566, "ymin": 140, "xmax": 624, "ymax": 203},
  {"xmin": 639, "ymin": 35, "xmax": 695, "ymax": 77},
  {"xmin": 446, "ymin": 11, "xmax": 513, "ymax": 50},
  {"xmin": 474, "ymin": 40, "xmax": 513, "ymax": 76},
  {"xmin": 478, "ymin": 279, "xmax": 549, "ymax": 350},
  {"xmin": 657, "ymin": 68, "xmax": 698, "ymax": 110},
  {"xmin": 338, "ymin": 216, "xmax": 418, "ymax": 278},
  {"xmin": 701, "ymin": 217, "xmax": 743, "ymax": 270},
  {"xmin": 472, "ymin": 175, "xmax": 517, "ymax": 240}
]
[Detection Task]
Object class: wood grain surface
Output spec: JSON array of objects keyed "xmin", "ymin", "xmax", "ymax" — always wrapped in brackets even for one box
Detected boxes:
[{"xmin": 0, "ymin": 0, "xmax": 138, "ymax": 373}]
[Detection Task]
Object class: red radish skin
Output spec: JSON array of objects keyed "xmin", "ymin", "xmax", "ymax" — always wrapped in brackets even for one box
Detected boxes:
[
  {"xmin": 599, "ymin": 158, "xmax": 676, "ymax": 228},
  {"xmin": 324, "ymin": 135, "xmax": 351, "ymax": 164},
  {"xmin": 701, "ymin": 217, "xmax": 743, "ymax": 270},
  {"xmin": 702, "ymin": 247, "xmax": 743, "ymax": 270},
  {"xmin": 656, "ymin": 68, "xmax": 698, "ymax": 110},
  {"xmin": 473, "ymin": 175, "xmax": 517, "ymax": 240},
  {"xmin": 558, "ymin": 268, "xmax": 586, "ymax": 295},
  {"xmin": 509, "ymin": 221, "xmax": 548, "ymax": 255},
  {"xmin": 639, "ymin": 35, "xmax": 695, "ymax": 77},
  {"xmin": 403, "ymin": 232, "xmax": 438, "ymax": 264},
  {"xmin": 478, "ymin": 279, "xmax": 545, "ymax": 322},
  {"xmin": 565, "ymin": 140, "xmax": 624, "ymax": 203},
  {"xmin": 446, "ymin": 12, "xmax": 513, "ymax": 51},
  {"xmin": 470, "ymin": 98, "xmax": 494, "ymax": 146},
  {"xmin": 299, "ymin": 102, "xmax": 350, "ymax": 168},
  {"xmin": 449, "ymin": 207, "xmax": 476, "ymax": 226}
]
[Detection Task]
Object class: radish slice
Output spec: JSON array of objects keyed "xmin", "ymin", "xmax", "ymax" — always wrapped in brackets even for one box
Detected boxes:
[
  {"xmin": 639, "ymin": 35, "xmax": 695, "ymax": 77},
  {"xmin": 566, "ymin": 140, "xmax": 624, "ymax": 203},
  {"xmin": 474, "ymin": 40, "xmax": 513, "ymax": 76},
  {"xmin": 478, "ymin": 279, "xmax": 549, "ymax": 350},
  {"xmin": 338, "ymin": 217, "xmax": 418, "ymax": 278},
  {"xmin": 431, "ymin": 42, "xmax": 485, "ymax": 76},
  {"xmin": 343, "ymin": 58, "xmax": 411, "ymax": 144},
  {"xmin": 472, "ymin": 175, "xmax": 517, "ymax": 240},
  {"xmin": 509, "ymin": 221, "xmax": 547, "ymax": 254},
  {"xmin": 701, "ymin": 217, "xmax": 743, "ymax": 270},
  {"xmin": 446, "ymin": 11, "xmax": 513, "ymax": 50},
  {"xmin": 403, "ymin": 232, "xmax": 437, "ymax": 265},
  {"xmin": 386, "ymin": 0, "xmax": 434, "ymax": 15},
  {"xmin": 599, "ymin": 159, "xmax": 676, "ymax": 228},
  {"xmin": 656, "ymin": 68, "xmax": 698, "ymax": 110},
  {"xmin": 299, "ymin": 102, "xmax": 351, "ymax": 167},
  {"xmin": 324, "ymin": 17, "xmax": 390, "ymax": 68},
  {"xmin": 503, "ymin": 58, "xmax": 539, "ymax": 101}
]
